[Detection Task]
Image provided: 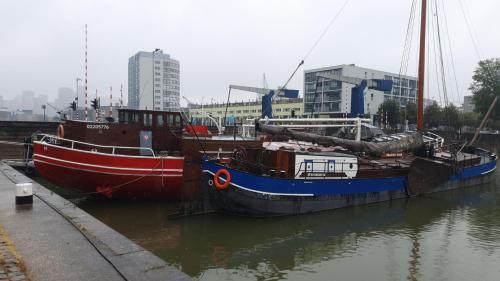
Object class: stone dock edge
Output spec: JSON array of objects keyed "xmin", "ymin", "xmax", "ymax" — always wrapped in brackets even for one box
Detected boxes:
[{"xmin": 0, "ymin": 163, "xmax": 192, "ymax": 281}]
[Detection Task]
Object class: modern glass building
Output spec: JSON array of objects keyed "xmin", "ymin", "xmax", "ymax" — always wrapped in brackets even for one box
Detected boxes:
[{"xmin": 304, "ymin": 64, "xmax": 417, "ymax": 117}]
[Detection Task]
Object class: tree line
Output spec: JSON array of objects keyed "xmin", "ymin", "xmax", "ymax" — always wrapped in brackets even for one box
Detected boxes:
[{"xmin": 377, "ymin": 58, "xmax": 500, "ymax": 131}]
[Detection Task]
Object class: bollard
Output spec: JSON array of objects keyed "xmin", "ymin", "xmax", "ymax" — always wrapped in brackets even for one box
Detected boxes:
[{"xmin": 15, "ymin": 183, "xmax": 33, "ymax": 205}]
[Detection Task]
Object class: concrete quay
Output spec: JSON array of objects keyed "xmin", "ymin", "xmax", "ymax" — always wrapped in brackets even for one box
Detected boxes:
[
  {"xmin": 0, "ymin": 162, "xmax": 192, "ymax": 281},
  {"xmin": 0, "ymin": 225, "xmax": 29, "ymax": 281}
]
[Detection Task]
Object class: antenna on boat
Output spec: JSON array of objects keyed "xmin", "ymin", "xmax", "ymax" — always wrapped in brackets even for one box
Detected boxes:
[
  {"xmin": 95, "ymin": 89, "xmax": 99, "ymax": 122},
  {"xmin": 109, "ymin": 86, "xmax": 113, "ymax": 117},
  {"xmin": 84, "ymin": 24, "xmax": 88, "ymax": 121},
  {"xmin": 120, "ymin": 84, "xmax": 123, "ymax": 108}
]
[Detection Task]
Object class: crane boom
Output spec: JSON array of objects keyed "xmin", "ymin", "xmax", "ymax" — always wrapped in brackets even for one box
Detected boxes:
[
  {"xmin": 45, "ymin": 102, "xmax": 61, "ymax": 112},
  {"xmin": 229, "ymin": 85, "xmax": 269, "ymax": 95},
  {"xmin": 228, "ymin": 84, "xmax": 299, "ymax": 118}
]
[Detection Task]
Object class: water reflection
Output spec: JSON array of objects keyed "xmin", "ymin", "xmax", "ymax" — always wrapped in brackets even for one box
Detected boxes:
[{"xmin": 39, "ymin": 170, "xmax": 500, "ymax": 281}]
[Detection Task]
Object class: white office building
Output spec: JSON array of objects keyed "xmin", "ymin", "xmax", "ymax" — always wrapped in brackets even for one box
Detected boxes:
[
  {"xmin": 304, "ymin": 64, "xmax": 418, "ymax": 116},
  {"xmin": 128, "ymin": 51, "xmax": 180, "ymax": 111},
  {"xmin": 462, "ymin": 95, "xmax": 475, "ymax": 113}
]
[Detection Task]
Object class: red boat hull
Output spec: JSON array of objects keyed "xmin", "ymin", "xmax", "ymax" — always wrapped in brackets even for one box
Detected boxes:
[{"xmin": 33, "ymin": 142, "xmax": 184, "ymax": 199}]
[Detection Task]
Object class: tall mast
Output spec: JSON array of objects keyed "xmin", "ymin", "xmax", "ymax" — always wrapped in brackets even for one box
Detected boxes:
[{"xmin": 417, "ymin": 0, "xmax": 427, "ymax": 131}]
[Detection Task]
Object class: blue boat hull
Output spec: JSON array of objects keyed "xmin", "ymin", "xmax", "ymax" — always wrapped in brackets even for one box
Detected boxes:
[{"xmin": 202, "ymin": 158, "xmax": 496, "ymax": 216}]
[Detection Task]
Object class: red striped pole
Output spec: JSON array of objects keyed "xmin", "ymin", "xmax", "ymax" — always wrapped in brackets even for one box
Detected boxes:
[{"xmin": 84, "ymin": 24, "xmax": 88, "ymax": 121}]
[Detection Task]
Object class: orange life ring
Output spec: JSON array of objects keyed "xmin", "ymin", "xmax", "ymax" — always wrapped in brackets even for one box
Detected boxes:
[
  {"xmin": 57, "ymin": 125, "xmax": 65, "ymax": 138},
  {"xmin": 214, "ymin": 169, "xmax": 231, "ymax": 190}
]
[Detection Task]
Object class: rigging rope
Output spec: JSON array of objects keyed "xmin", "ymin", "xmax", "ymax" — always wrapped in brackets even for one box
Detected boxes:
[
  {"xmin": 430, "ymin": 2, "xmax": 443, "ymax": 106},
  {"xmin": 264, "ymin": 0, "xmax": 351, "ymax": 118},
  {"xmin": 398, "ymin": 0, "xmax": 417, "ymax": 124},
  {"xmin": 439, "ymin": 0, "xmax": 462, "ymax": 106},
  {"xmin": 458, "ymin": 0, "xmax": 483, "ymax": 60},
  {"xmin": 303, "ymin": 0, "xmax": 351, "ymax": 61},
  {"xmin": 398, "ymin": 0, "xmax": 417, "ymax": 81},
  {"xmin": 434, "ymin": 0, "xmax": 449, "ymax": 107}
]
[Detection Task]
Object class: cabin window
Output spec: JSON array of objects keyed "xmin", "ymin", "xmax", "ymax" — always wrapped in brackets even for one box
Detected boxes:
[
  {"xmin": 305, "ymin": 160, "xmax": 313, "ymax": 172},
  {"xmin": 175, "ymin": 115, "xmax": 181, "ymax": 127},
  {"xmin": 120, "ymin": 112, "xmax": 128, "ymax": 124},
  {"xmin": 157, "ymin": 115, "xmax": 164, "ymax": 127},
  {"xmin": 328, "ymin": 160, "xmax": 335, "ymax": 172},
  {"xmin": 167, "ymin": 114, "xmax": 174, "ymax": 126},
  {"xmin": 128, "ymin": 112, "xmax": 138, "ymax": 123},
  {"xmin": 143, "ymin": 113, "xmax": 152, "ymax": 127}
]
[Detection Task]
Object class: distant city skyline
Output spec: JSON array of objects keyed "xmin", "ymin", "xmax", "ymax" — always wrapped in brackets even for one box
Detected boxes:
[
  {"xmin": 1, "ymin": 0, "xmax": 499, "ymax": 107},
  {"xmin": 0, "ymin": 86, "xmax": 123, "ymax": 118}
]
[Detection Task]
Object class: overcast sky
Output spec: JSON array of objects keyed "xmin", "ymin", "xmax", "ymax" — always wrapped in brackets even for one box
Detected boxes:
[{"xmin": 1, "ymin": 0, "xmax": 498, "ymax": 106}]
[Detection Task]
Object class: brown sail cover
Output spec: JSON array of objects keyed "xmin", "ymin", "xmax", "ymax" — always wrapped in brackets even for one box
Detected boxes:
[{"xmin": 257, "ymin": 123, "xmax": 424, "ymax": 157}]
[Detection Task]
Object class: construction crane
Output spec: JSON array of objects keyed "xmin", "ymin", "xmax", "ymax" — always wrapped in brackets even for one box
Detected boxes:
[
  {"xmin": 313, "ymin": 73, "xmax": 393, "ymax": 117},
  {"xmin": 47, "ymin": 102, "xmax": 64, "ymax": 115},
  {"xmin": 227, "ymin": 85, "xmax": 299, "ymax": 119}
]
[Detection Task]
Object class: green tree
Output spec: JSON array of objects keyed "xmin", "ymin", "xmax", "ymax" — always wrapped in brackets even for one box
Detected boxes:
[
  {"xmin": 442, "ymin": 104, "xmax": 461, "ymax": 130},
  {"xmin": 424, "ymin": 102, "xmax": 442, "ymax": 128},
  {"xmin": 377, "ymin": 99, "xmax": 401, "ymax": 128},
  {"xmin": 401, "ymin": 101, "xmax": 417, "ymax": 124},
  {"xmin": 461, "ymin": 111, "xmax": 479, "ymax": 128},
  {"xmin": 470, "ymin": 58, "xmax": 500, "ymax": 119}
]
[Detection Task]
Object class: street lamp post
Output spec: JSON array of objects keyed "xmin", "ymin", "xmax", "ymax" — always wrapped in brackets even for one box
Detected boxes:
[
  {"xmin": 76, "ymin": 78, "xmax": 81, "ymax": 119},
  {"xmin": 41, "ymin": 105, "xmax": 46, "ymax": 121},
  {"xmin": 152, "ymin": 48, "xmax": 161, "ymax": 111}
]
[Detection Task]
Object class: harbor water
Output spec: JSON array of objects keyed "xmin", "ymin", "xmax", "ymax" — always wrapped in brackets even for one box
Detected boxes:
[{"xmin": 34, "ymin": 166, "xmax": 500, "ymax": 281}]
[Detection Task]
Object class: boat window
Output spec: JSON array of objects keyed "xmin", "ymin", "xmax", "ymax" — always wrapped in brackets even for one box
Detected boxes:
[
  {"xmin": 305, "ymin": 160, "xmax": 313, "ymax": 172},
  {"xmin": 157, "ymin": 115, "xmax": 164, "ymax": 127},
  {"xmin": 122, "ymin": 112, "xmax": 129, "ymax": 124},
  {"xmin": 128, "ymin": 112, "xmax": 137, "ymax": 123},
  {"xmin": 167, "ymin": 114, "xmax": 174, "ymax": 126},
  {"xmin": 328, "ymin": 160, "xmax": 335, "ymax": 172},
  {"xmin": 143, "ymin": 113, "xmax": 152, "ymax": 127},
  {"xmin": 128, "ymin": 113, "xmax": 139, "ymax": 123},
  {"xmin": 175, "ymin": 115, "xmax": 181, "ymax": 127}
]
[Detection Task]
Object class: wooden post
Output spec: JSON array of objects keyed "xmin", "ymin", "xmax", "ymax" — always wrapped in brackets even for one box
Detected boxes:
[{"xmin": 470, "ymin": 96, "xmax": 498, "ymax": 145}]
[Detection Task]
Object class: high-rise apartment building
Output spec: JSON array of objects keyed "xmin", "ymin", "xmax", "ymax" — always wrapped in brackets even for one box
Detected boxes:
[
  {"xmin": 128, "ymin": 51, "xmax": 180, "ymax": 111},
  {"xmin": 462, "ymin": 95, "xmax": 475, "ymax": 113},
  {"xmin": 304, "ymin": 64, "xmax": 417, "ymax": 117}
]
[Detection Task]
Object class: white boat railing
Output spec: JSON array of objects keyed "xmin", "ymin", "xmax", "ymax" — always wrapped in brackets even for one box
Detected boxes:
[
  {"xmin": 242, "ymin": 117, "xmax": 372, "ymax": 141},
  {"xmin": 38, "ymin": 134, "xmax": 156, "ymax": 157}
]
